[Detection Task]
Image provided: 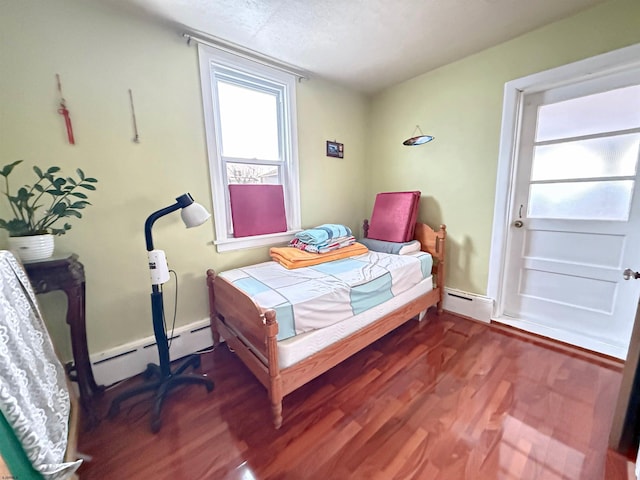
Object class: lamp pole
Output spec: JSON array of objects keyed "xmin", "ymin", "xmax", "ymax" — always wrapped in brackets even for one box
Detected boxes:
[{"xmin": 144, "ymin": 194, "xmax": 197, "ymax": 378}]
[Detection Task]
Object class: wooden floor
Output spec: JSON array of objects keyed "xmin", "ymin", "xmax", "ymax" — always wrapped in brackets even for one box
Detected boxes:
[{"xmin": 78, "ymin": 311, "xmax": 633, "ymax": 479}]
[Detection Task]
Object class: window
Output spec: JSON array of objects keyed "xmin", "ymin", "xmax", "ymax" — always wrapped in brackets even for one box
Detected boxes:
[
  {"xmin": 198, "ymin": 45, "xmax": 301, "ymax": 252},
  {"xmin": 528, "ymin": 84, "xmax": 640, "ymax": 221}
]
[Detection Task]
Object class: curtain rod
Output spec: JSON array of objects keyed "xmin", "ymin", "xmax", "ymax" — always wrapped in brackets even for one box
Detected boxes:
[{"xmin": 183, "ymin": 33, "xmax": 310, "ymax": 81}]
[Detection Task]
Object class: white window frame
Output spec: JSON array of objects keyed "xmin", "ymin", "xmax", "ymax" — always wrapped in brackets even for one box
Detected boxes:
[{"xmin": 198, "ymin": 44, "xmax": 301, "ymax": 252}]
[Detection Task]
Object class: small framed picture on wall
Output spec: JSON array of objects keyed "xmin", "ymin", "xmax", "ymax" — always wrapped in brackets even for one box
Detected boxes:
[{"xmin": 326, "ymin": 141, "xmax": 344, "ymax": 158}]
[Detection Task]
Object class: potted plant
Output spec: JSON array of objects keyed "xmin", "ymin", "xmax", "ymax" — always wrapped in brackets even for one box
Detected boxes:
[{"xmin": 0, "ymin": 160, "xmax": 98, "ymax": 261}]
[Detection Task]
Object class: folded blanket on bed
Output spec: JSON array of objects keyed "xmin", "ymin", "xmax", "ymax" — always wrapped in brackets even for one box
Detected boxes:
[
  {"xmin": 294, "ymin": 224, "xmax": 352, "ymax": 246},
  {"xmin": 358, "ymin": 238, "xmax": 421, "ymax": 255},
  {"xmin": 270, "ymin": 242, "xmax": 368, "ymax": 269},
  {"xmin": 289, "ymin": 235, "xmax": 356, "ymax": 253}
]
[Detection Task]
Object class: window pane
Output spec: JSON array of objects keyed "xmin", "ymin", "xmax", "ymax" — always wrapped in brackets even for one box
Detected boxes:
[
  {"xmin": 226, "ymin": 163, "xmax": 280, "ymax": 185},
  {"xmin": 528, "ymin": 180, "xmax": 634, "ymax": 220},
  {"xmin": 536, "ymin": 84, "xmax": 640, "ymax": 142},
  {"xmin": 531, "ymin": 133, "xmax": 640, "ymax": 181},
  {"xmin": 217, "ymin": 81, "xmax": 280, "ymax": 160}
]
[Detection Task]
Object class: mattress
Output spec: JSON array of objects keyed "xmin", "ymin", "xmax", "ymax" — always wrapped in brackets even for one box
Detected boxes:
[
  {"xmin": 277, "ymin": 276, "xmax": 433, "ymax": 368},
  {"xmin": 219, "ymin": 251, "xmax": 433, "ymax": 341}
]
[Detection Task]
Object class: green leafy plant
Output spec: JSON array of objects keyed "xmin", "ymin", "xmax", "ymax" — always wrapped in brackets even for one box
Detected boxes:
[{"xmin": 0, "ymin": 160, "xmax": 98, "ymax": 237}]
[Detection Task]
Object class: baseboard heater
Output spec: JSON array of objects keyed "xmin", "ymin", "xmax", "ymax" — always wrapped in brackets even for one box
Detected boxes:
[
  {"xmin": 90, "ymin": 318, "xmax": 214, "ymax": 386},
  {"xmin": 442, "ymin": 287, "xmax": 493, "ymax": 323},
  {"xmin": 91, "ymin": 289, "xmax": 494, "ymax": 385}
]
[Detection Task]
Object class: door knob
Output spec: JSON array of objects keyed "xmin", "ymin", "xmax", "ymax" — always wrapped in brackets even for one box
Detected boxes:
[
  {"xmin": 513, "ymin": 220, "xmax": 524, "ymax": 228},
  {"xmin": 623, "ymin": 268, "xmax": 640, "ymax": 280}
]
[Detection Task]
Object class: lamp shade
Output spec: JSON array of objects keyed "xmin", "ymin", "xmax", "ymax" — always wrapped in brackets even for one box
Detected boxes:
[{"xmin": 180, "ymin": 201, "xmax": 211, "ymax": 228}]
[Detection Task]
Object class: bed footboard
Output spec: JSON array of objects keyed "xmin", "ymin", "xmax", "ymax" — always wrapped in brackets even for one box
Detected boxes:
[{"xmin": 206, "ymin": 269, "xmax": 284, "ymax": 428}]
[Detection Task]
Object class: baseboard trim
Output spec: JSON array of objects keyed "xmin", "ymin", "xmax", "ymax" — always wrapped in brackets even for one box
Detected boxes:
[
  {"xmin": 90, "ymin": 318, "xmax": 213, "ymax": 386},
  {"xmin": 442, "ymin": 288, "xmax": 493, "ymax": 323},
  {"xmin": 492, "ymin": 314, "xmax": 627, "ymax": 361},
  {"xmin": 488, "ymin": 319, "xmax": 624, "ymax": 370}
]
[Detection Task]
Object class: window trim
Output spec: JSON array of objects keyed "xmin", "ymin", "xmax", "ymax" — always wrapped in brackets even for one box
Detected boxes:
[{"xmin": 198, "ymin": 44, "xmax": 301, "ymax": 252}]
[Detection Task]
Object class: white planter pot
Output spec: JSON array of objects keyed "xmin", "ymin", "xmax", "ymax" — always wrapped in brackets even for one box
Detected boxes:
[{"xmin": 8, "ymin": 234, "xmax": 55, "ymax": 262}]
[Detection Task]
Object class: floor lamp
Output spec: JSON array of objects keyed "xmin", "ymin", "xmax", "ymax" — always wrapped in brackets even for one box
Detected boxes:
[{"xmin": 108, "ymin": 193, "xmax": 214, "ymax": 433}]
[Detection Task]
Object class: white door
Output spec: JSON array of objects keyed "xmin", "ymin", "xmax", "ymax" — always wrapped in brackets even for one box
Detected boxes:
[{"xmin": 500, "ymin": 71, "xmax": 640, "ymax": 359}]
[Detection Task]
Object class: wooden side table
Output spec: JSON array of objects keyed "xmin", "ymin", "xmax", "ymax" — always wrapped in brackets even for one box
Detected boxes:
[{"xmin": 23, "ymin": 253, "xmax": 104, "ymax": 428}]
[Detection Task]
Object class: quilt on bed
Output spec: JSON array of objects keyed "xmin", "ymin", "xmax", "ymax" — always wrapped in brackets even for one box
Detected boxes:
[{"xmin": 219, "ymin": 251, "xmax": 433, "ymax": 341}]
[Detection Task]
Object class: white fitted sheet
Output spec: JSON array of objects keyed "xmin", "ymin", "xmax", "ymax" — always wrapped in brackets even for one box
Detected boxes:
[{"xmin": 277, "ymin": 276, "xmax": 433, "ymax": 368}]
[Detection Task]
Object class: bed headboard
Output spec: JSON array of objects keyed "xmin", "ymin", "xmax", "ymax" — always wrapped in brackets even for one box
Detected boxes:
[
  {"xmin": 414, "ymin": 222, "xmax": 446, "ymax": 289},
  {"xmin": 414, "ymin": 223, "xmax": 446, "ymax": 261}
]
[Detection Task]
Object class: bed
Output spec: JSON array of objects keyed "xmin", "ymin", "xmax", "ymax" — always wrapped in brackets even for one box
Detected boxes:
[{"xmin": 206, "ymin": 222, "xmax": 446, "ymax": 428}]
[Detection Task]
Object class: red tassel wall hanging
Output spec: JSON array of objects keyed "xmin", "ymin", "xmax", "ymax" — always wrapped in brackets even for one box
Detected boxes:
[{"xmin": 56, "ymin": 74, "xmax": 75, "ymax": 145}]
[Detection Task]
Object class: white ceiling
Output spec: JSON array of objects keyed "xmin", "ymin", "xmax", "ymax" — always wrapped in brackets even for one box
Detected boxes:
[{"xmin": 98, "ymin": 0, "xmax": 607, "ymax": 95}]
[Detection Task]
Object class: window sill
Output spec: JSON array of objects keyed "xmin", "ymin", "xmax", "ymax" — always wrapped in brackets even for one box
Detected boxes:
[{"xmin": 214, "ymin": 230, "xmax": 301, "ymax": 253}]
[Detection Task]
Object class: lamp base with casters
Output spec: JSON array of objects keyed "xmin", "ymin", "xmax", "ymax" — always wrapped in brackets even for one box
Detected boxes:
[{"xmin": 107, "ymin": 353, "xmax": 214, "ymax": 433}]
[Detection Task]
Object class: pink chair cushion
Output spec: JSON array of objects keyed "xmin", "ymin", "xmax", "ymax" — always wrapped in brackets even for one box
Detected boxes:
[
  {"xmin": 229, "ymin": 184, "xmax": 287, "ymax": 237},
  {"xmin": 367, "ymin": 191, "xmax": 420, "ymax": 242}
]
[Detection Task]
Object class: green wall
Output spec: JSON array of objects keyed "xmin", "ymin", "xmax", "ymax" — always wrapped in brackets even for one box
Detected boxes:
[
  {"xmin": 368, "ymin": 0, "xmax": 640, "ymax": 295},
  {"xmin": 0, "ymin": 0, "xmax": 369, "ymax": 357}
]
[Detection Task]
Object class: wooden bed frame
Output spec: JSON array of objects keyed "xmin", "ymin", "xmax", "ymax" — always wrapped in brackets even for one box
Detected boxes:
[{"xmin": 206, "ymin": 222, "xmax": 447, "ymax": 428}]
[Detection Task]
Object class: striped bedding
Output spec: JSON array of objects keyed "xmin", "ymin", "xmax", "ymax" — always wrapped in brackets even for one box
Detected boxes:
[{"xmin": 218, "ymin": 251, "xmax": 433, "ymax": 341}]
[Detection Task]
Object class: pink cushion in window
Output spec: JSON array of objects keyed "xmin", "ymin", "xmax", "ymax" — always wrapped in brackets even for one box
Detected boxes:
[{"xmin": 229, "ymin": 184, "xmax": 287, "ymax": 238}]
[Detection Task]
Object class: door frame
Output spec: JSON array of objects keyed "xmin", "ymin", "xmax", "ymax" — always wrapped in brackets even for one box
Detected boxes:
[{"xmin": 488, "ymin": 43, "xmax": 640, "ymax": 321}]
